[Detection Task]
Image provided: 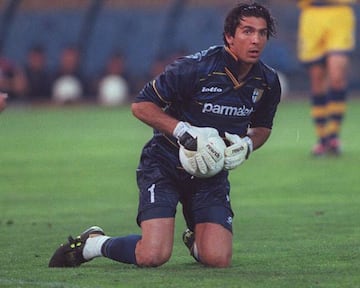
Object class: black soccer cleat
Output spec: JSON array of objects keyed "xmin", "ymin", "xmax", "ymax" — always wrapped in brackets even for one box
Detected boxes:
[
  {"xmin": 48, "ymin": 226, "xmax": 105, "ymax": 268},
  {"xmin": 182, "ymin": 228, "xmax": 199, "ymax": 262}
]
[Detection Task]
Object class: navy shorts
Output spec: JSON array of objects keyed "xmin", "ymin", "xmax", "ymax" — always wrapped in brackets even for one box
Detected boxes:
[{"xmin": 135, "ymin": 142, "xmax": 234, "ymax": 233}]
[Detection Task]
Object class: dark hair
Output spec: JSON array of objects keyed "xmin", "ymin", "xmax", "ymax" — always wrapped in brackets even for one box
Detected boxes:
[{"xmin": 223, "ymin": 2, "xmax": 276, "ymax": 46}]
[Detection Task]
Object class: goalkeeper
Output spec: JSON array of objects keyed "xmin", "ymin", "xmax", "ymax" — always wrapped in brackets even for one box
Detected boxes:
[{"xmin": 49, "ymin": 2, "xmax": 281, "ymax": 268}]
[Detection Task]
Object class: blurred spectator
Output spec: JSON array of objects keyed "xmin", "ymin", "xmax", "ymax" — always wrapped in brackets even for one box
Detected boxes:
[
  {"xmin": 96, "ymin": 52, "xmax": 130, "ymax": 106},
  {"xmin": 148, "ymin": 55, "xmax": 168, "ymax": 80},
  {"xmin": 147, "ymin": 49, "xmax": 189, "ymax": 81},
  {"xmin": 0, "ymin": 54, "xmax": 26, "ymax": 101},
  {"xmin": 52, "ymin": 45, "xmax": 87, "ymax": 104},
  {"xmin": 23, "ymin": 45, "xmax": 52, "ymax": 103},
  {"xmin": 0, "ymin": 92, "xmax": 8, "ymax": 112},
  {"xmin": 0, "ymin": 57, "xmax": 13, "ymax": 94}
]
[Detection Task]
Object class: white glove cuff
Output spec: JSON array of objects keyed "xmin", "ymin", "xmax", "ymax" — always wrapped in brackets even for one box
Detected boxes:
[
  {"xmin": 173, "ymin": 121, "xmax": 191, "ymax": 139},
  {"xmin": 243, "ymin": 136, "xmax": 253, "ymax": 153}
]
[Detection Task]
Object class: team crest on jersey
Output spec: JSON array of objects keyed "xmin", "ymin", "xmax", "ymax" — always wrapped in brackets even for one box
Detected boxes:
[{"xmin": 252, "ymin": 88, "xmax": 264, "ymax": 103}]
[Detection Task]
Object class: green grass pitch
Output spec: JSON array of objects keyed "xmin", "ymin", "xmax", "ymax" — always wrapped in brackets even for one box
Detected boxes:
[{"xmin": 0, "ymin": 99, "xmax": 359, "ymax": 288}]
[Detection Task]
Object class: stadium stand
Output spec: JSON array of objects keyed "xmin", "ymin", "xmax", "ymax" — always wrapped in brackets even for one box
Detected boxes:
[{"xmin": 0, "ymin": 0, "xmax": 359, "ymax": 99}]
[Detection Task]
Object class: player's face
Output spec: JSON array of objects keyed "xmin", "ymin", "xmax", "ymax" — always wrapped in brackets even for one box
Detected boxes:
[{"xmin": 226, "ymin": 16, "xmax": 268, "ymax": 64}]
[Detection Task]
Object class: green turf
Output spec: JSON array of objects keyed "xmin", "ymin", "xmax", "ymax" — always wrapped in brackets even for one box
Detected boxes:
[{"xmin": 0, "ymin": 100, "xmax": 359, "ymax": 288}]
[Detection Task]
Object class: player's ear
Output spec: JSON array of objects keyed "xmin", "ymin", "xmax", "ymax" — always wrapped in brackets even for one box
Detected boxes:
[{"xmin": 225, "ymin": 33, "xmax": 234, "ymax": 46}]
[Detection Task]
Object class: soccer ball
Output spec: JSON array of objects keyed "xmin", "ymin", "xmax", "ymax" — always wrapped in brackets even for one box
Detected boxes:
[{"xmin": 179, "ymin": 132, "xmax": 226, "ymax": 178}]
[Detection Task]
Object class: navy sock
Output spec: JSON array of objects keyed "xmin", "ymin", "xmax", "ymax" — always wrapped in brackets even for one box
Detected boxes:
[{"xmin": 102, "ymin": 235, "xmax": 141, "ymax": 265}]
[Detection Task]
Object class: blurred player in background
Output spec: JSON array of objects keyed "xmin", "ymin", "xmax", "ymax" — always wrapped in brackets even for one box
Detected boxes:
[
  {"xmin": 49, "ymin": 2, "xmax": 281, "ymax": 268},
  {"xmin": 51, "ymin": 45, "xmax": 88, "ymax": 103},
  {"xmin": 0, "ymin": 55, "xmax": 26, "ymax": 102},
  {"xmin": 95, "ymin": 51, "xmax": 131, "ymax": 105},
  {"xmin": 23, "ymin": 45, "xmax": 52, "ymax": 103},
  {"xmin": 297, "ymin": 0, "xmax": 357, "ymax": 156},
  {"xmin": 0, "ymin": 92, "xmax": 7, "ymax": 112}
]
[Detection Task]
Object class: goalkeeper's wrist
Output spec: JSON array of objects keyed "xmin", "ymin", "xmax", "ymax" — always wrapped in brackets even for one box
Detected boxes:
[
  {"xmin": 243, "ymin": 136, "xmax": 253, "ymax": 158},
  {"xmin": 173, "ymin": 121, "xmax": 191, "ymax": 139}
]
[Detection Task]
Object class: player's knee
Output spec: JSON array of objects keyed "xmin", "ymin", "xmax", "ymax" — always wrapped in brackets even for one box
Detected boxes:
[
  {"xmin": 198, "ymin": 247, "xmax": 232, "ymax": 268},
  {"xmin": 201, "ymin": 257, "xmax": 231, "ymax": 268},
  {"xmin": 136, "ymin": 249, "xmax": 171, "ymax": 267}
]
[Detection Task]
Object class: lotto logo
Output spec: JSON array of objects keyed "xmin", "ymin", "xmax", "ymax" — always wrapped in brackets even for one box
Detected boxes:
[{"xmin": 201, "ymin": 86, "xmax": 223, "ymax": 93}]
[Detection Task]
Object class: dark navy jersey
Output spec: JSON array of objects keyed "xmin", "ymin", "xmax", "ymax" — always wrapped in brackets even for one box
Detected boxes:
[{"xmin": 134, "ymin": 45, "xmax": 281, "ymax": 159}]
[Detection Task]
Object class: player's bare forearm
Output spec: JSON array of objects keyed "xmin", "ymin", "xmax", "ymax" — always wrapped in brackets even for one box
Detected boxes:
[
  {"xmin": 247, "ymin": 127, "xmax": 271, "ymax": 151},
  {"xmin": 131, "ymin": 101, "xmax": 179, "ymax": 136}
]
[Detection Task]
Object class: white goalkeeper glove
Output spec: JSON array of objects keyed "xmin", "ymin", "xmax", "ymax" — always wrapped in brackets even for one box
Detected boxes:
[
  {"xmin": 223, "ymin": 132, "xmax": 253, "ymax": 170},
  {"xmin": 173, "ymin": 122, "xmax": 223, "ymax": 175}
]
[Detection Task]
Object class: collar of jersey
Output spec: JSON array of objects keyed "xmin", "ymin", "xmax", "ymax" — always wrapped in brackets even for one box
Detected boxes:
[{"xmin": 222, "ymin": 46, "xmax": 263, "ymax": 89}]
